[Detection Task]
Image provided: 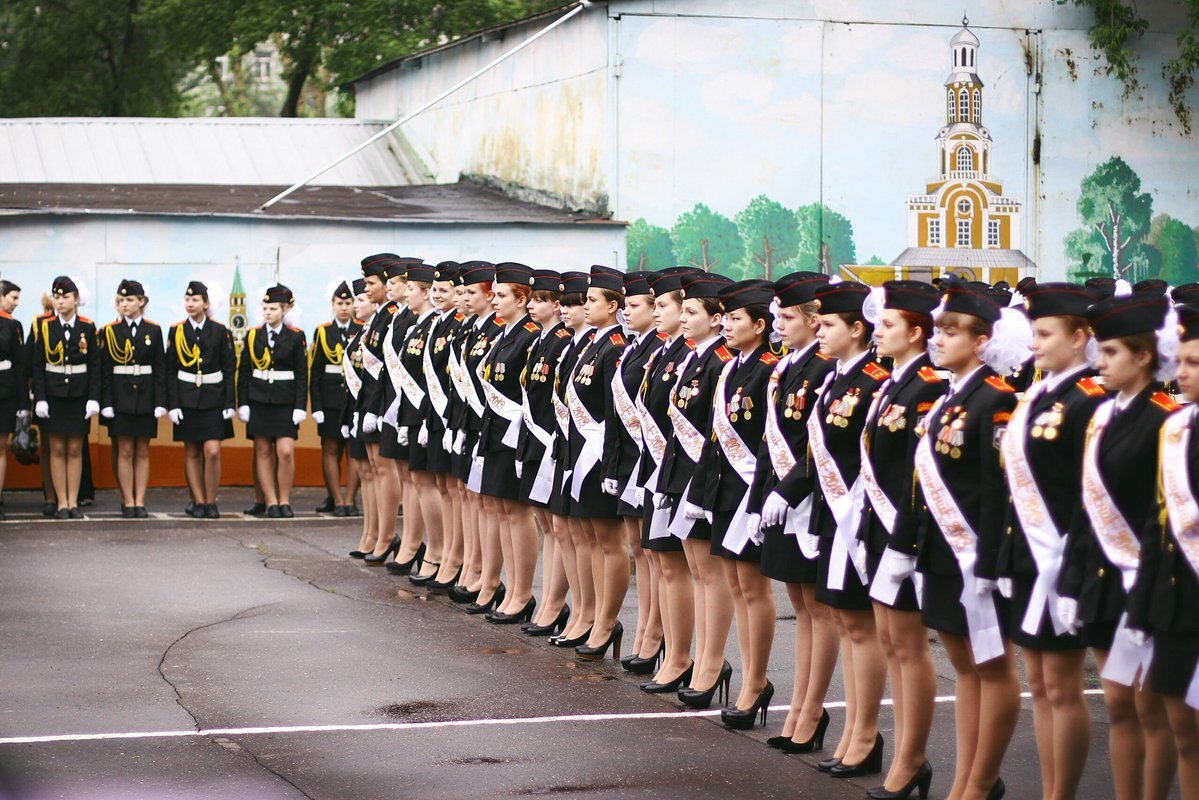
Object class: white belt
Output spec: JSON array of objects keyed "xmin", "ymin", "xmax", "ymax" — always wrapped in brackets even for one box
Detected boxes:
[
  {"xmin": 46, "ymin": 364, "xmax": 86, "ymax": 375},
  {"xmin": 0, "ymin": 360, "xmax": 11, "ymax": 370},
  {"xmin": 252, "ymin": 369, "xmax": 295, "ymax": 381},
  {"xmin": 177, "ymin": 370, "xmax": 223, "ymax": 384},
  {"xmin": 324, "ymin": 364, "xmax": 343, "ymax": 374},
  {"xmin": 113, "ymin": 364, "xmax": 152, "ymax": 376}
]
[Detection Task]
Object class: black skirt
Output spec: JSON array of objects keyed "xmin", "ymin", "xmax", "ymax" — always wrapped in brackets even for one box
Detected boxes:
[
  {"xmin": 549, "ymin": 455, "xmax": 573, "ymax": 517},
  {"xmin": 452, "ymin": 430, "xmax": 476, "ymax": 482},
  {"xmin": 318, "ymin": 418, "xmax": 347, "ymax": 440},
  {"xmin": 38, "ymin": 397, "xmax": 90, "ymax": 435},
  {"xmin": 0, "ymin": 396, "xmax": 19, "ymax": 434},
  {"xmin": 921, "ymin": 571, "xmax": 1009, "ymax": 640},
  {"xmin": 711, "ymin": 508, "xmax": 762, "ymax": 563},
  {"xmin": 109, "ymin": 412, "xmax": 157, "ymax": 439},
  {"xmin": 760, "ymin": 523, "xmax": 818, "ymax": 584},
  {"xmin": 348, "ymin": 436, "xmax": 368, "ymax": 460},
  {"xmin": 866, "ymin": 545, "xmax": 920, "ymax": 613},
  {"xmin": 641, "ymin": 497, "xmax": 684, "ymax": 552},
  {"xmin": 567, "ymin": 461, "xmax": 619, "ymax": 519},
  {"xmin": 174, "ymin": 408, "xmax": 232, "ymax": 442},
  {"xmin": 407, "ymin": 429, "xmax": 430, "ymax": 471},
  {"xmin": 1081, "ymin": 620, "xmax": 1119, "ymax": 652},
  {"xmin": 425, "ymin": 428, "xmax": 453, "ymax": 475},
  {"xmin": 1147, "ymin": 632, "xmax": 1199, "ymax": 698},
  {"xmin": 379, "ymin": 423, "xmax": 407, "ymax": 460},
  {"xmin": 246, "ymin": 404, "xmax": 298, "ymax": 439},
  {"xmin": 1007, "ymin": 573, "xmax": 1084, "ymax": 651},
  {"xmin": 518, "ymin": 451, "xmax": 550, "ymax": 509},
  {"xmin": 815, "ymin": 539, "xmax": 873, "ymax": 611},
  {"xmin": 480, "ymin": 448, "xmax": 521, "ymax": 501}
]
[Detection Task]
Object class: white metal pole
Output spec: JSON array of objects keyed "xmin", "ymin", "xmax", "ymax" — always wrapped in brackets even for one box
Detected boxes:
[{"xmin": 258, "ymin": 0, "xmax": 592, "ymax": 211}]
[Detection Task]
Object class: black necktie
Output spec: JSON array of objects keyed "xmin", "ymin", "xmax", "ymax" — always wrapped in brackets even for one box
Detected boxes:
[
  {"xmin": 268, "ymin": 330, "xmax": 275, "ymax": 348},
  {"xmin": 63, "ymin": 324, "xmax": 71, "ymax": 341},
  {"xmin": 129, "ymin": 321, "xmax": 138, "ymax": 338}
]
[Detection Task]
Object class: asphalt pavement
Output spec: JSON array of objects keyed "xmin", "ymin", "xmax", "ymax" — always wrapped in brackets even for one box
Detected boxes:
[{"xmin": 0, "ymin": 488, "xmax": 1179, "ymax": 799}]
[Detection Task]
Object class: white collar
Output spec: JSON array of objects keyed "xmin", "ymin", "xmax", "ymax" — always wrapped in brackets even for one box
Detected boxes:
[
  {"xmin": 416, "ymin": 308, "xmax": 436, "ymax": 324},
  {"xmin": 336, "ymin": 319, "xmax": 351, "ymax": 329},
  {"xmin": 593, "ymin": 323, "xmax": 620, "ymax": 342},
  {"xmin": 572, "ymin": 325, "xmax": 594, "ymax": 344},
  {"xmin": 738, "ymin": 347, "xmax": 756, "ymax": 367},
  {"xmin": 266, "ymin": 323, "xmax": 282, "ymax": 335},
  {"xmin": 539, "ymin": 322, "xmax": 558, "ymax": 341},
  {"xmin": 58, "ymin": 313, "xmax": 76, "ymax": 326},
  {"xmin": 1043, "ymin": 362, "xmax": 1090, "ymax": 394},
  {"xmin": 835, "ymin": 348, "xmax": 870, "ymax": 377},
  {"xmin": 125, "ymin": 315, "xmax": 142, "ymax": 326},
  {"xmin": 888, "ymin": 353, "xmax": 921, "ymax": 384},
  {"xmin": 189, "ymin": 317, "xmax": 206, "ymax": 330},
  {"xmin": 474, "ymin": 312, "xmax": 493, "ymax": 330},
  {"xmin": 692, "ymin": 335, "xmax": 721, "ymax": 357},
  {"xmin": 1115, "ymin": 389, "xmax": 1141, "ymax": 412},
  {"xmin": 950, "ymin": 363, "xmax": 984, "ymax": 393}
]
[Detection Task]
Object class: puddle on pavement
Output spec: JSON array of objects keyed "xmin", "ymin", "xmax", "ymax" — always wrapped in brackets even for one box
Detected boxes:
[
  {"xmin": 565, "ymin": 673, "xmax": 616, "ymax": 682},
  {"xmin": 477, "ymin": 646, "xmax": 522, "ymax": 654},
  {"xmin": 448, "ymin": 756, "xmax": 506, "ymax": 766},
  {"xmin": 517, "ymin": 783, "xmax": 625, "ymax": 796},
  {"xmin": 374, "ymin": 699, "xmax": 457, "ymax": 721}
]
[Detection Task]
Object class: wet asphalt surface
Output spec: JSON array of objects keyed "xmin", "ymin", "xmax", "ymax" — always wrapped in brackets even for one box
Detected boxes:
[{"xmin": 0, "ymin": 488, "xmax": 1180, "ymax": 800}]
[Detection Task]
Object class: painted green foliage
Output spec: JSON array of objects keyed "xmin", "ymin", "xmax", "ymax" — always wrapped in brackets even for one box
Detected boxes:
[
  {"xmin": 629, "ymin": 198, "xmax": 858, "ymax": 279},
  {"xmin": 1066, "ymin": 155, "xmax": 1199, "ymax": 284}
]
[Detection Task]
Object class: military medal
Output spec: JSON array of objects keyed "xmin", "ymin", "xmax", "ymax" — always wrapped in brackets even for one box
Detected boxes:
[
  {"xmin": 743, "ymin": 397, "xmax": 753, "ymax": 421},
  {"xmin": 663, "ymin": 362, "xmax": 675, "ymax": 382},
  {"xmin": 1031, "ymin": 402, "xmax": 1064, "ymax": 440},
  {"xmin": 935, "ymin": 406, "xmax": 967, "ymax": 458}
]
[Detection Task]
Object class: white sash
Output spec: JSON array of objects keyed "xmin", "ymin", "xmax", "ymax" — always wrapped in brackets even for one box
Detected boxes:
[
  {"xmin": 381, "ymin": 318, "xmax": 420, "ymax": 428},
  {"xmin": 807, "ymin": 372, "xmax": 866, "ymax": 590},
  {"xmin": 664, "ymin": 350, "xmax": 707, "ymax": 539},
  {"xmin": 1081, "ymin": 401, "xmax": 1141, "ymax": 591},
  {"xmin": 477, "ymin": 342, "xmax": 523, "ymax": 449},
  {"xmin": 423, "ymin": 316, "xmax": 449, "ymax": 422},
  {"xmin": 361, "ymin": 333, "xmax": 383, "ymax": 380},
  {"xmin": 1001, "ymin": 382, "xmax": 1068, "ymax": 636},
  {"xmin": 453, "ymin": 331, "xmax": 485, "ymax": 418},
  {"xmin": 612, "ymin": 346, "xmax": 646, "ymax": 509},
  {"xmin": 859, "ymin": 382, "xmax": 898, "ymax": 534},
  {"xmin": 764, "ymin": 354, "xmax": 815, "ymax": 539},
  {"xmin": 521, "ymin": 388, "xmax": 557, "ymax": 504},
  {"xmin": 1156, "ymin": 410, "xmax": 1199, "ymax": 704},
  {"xmin": 712, "ymin": 360, "xmax": 761, "ymax": 555},
  {"xmin": 914, "ymin": 425, "xmax": 1006, "ymax": 664},
  {"xmin": 639, "ymin": 353, "xmax": 676, "ymax": 539},
  {"xmin": 343, "ymin": 340, "xmax": 363, "ymax": 399},
  {"xmin": 566, "ymin": 375, "xmax": 606, "ymax": 501}
]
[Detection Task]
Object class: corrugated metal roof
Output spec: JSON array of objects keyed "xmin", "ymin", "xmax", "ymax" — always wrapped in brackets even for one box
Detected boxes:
[
  {"xmin": 0, "ymin": 118, "xmax": 431, "ymax": 186},
  {"xmin": 890, "ymin": 247, "xmax": 1036, "ymax": 270}
]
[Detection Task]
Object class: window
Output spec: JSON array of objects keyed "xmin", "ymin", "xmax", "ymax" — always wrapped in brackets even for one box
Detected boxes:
[
  {"xmin": 948, "ymin": 90, "xmax": 956, "ymax": 122},
  {"xmin": 956, "ymin": 147, "xmax": 973, "ymax": 172},
  {"xmin": 928, "ymin": 218, "xmax": 942, "ymax": 246},
  {"xmin": 957, "ymin": 198, "xmax": 972, "ymax": 215},
  {"xmin": 957, "ymin": 219, "xmax": 972, "ymax": 247},
  {"xmin": 959, "ymin": 89, "xmax": 970, "ymax": 122},
  {"xmin": 973, "ymin": 89, "xmax": 981, "ymax": 121},
  {"xmin": 987, "ymin": 219, "xmax": 1001, "ymax": 247},
  {"xmin": 961, "ymin": 47, "xmax": 968, "ymax": 67}
]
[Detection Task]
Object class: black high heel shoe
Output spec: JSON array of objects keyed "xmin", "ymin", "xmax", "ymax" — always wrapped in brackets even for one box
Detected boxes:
[
  {"xmin": 348, "ymin": 550, "xmax": 369, "ymax": 559},
  {"xmin": 363, "ymin": 536, "xmax": 401, "ymax": 566},
  {"xmin": 720, "ymin": 680, "xmax": 774, "ymax": 730},
  {"xmin": 986, "ymin": 778, "xmax": 1005, "ymax": 800},
  {"xmin": 448, "ymin": 584, "xmax": 479, "ymax": 604},
  {"xmin": 427, "ymin": 568, "xmax": 463, "ymax": 595},
  {"xmin": 409, "ymin": 561, "xmax": 440, "ymax": 586},
  {"xmin": 640, "ymin": 662, "xmax": 693, "ymax": 694},
  {"xmin": 523, "ymin": 605, "xmax": 570, "ymax": 636},
  {"xmin": 678, "ymin": 661, "xmax": 732, "ymax": 709},
  {"xmin": 465, "ymin": 582, "xmax": 505, "ymax": 615},
  {"xmin": 576, "ymin": 621, "xmax": 623, "ymax": 661},
  {"xmin": 551, "ymin": 627, "xmax": 592, "ymax": 647},
  {"xmin": 829, "ymin": 733, "xmax": 884, "ymax": 778},
  {"xmin": 625, "ymin": 642, "xmax": 665, "ymax": 675},
  {"xmin": 776, "ymin": 709, "xmax": 831, "ymax": 753},
  {"xmin": 385, "ymin": 542, "xmax": 425, "ymax": 575},
  {"xmin": 487, "ymin": 597, "xmax": 536, "ymax": 624},
  {"xmin": 867, "ymin": 760, "xmax": 932, "ymax": 800}
]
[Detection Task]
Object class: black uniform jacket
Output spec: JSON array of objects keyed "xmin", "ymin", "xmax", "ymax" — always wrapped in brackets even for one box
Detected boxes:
[
  {"xmin": 997, "ymin": 368, "xmax": 1106, "ymax": 578},
  {"xmin": 237, "ymin": 324, "xmax": 308, "ymax": 409},
  {"xmin": 566, "ymin": 324, "xmax": 625, "ymax": 475},
  {"xmin": 1059, "ymin": 384, "xmax": 1178, "ymax": 625},
  {"xmin": 688, "ymin": 343, "xmax": 780, "ymax": 514},
  {"xmin": 807, "ymin": 352, "xmax": 891, "ymax": 539},
  {"xmin": 603, "ymin": 330, "xmax": 666, "ymax": 489},
  {"xmin": 636, "ymin": 335, "xmax": 694, "ymax": 490},
  {"xmin": 309, "ymin": 319, "xmax": 362, "ymax": 420},
  {"xmin": 357, "ymin": 301, "xmax": 398, "ymax": 421},
  {"xmin": 551, "ymin": 328, "xmax": 594, "ymax": 467},
  {"xmin": 461, "ymin": 313, "xmax": 506, "ymax": 439},
  {"xmin": 447, "ymin": 314, "xmax": 477, "ymax": 438},
  {"xmin": 516, "ymin": 322, "xmax": 571, "ymax": 464},
  {"xmin": 31, "ymin": 314, "xmax": 101, "ymax": 403},
  {"xmin": 888, "ymin": 366, "xmax": 1017, "ymax": 580},
  {"xmin": 0, "ymin": 312, "xmax": 28, "ymax": 408},
  {"xmin": 423, "ymin": 311, "xmax": 464, "ymax": 437},
  {"xmin": 380, "ymin": 306, "xmax": 417, "ymax": 422},
  {"xmin": 478, "ymin": 315, "xmax": 540, "ymax": 453},
  {"xmin": 100, "ymin": 317, "xmax": 167, "ymax": 415},
  {"xmin": 658, "ymin": 337, "xmax": 733, "ymax": 497},
  {"xmin": 339, "ymin": 322, "xmax": 369, "ymax": 429},
  {"xmin": 397, "ymin": 310, "xmax": 438, "ymax": 429},
  {"xmin": 857, "ymin": 354, "xmax": 947, "ymax": 555},
  {"xmin": 747, "ymin": 340, "xmax": 835, "ymax": 513}
]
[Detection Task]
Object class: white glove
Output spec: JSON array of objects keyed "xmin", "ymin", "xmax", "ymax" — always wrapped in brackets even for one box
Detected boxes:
[
  {"xmin": 351, "ymin": 412, "xmax": 360, "ymax": 437},
  {"xmin": 602, "ymin": 478, "xmax": 620, "ymax": 496},
  {"xmin": 634, "ymin": 487, "xmax": 645, "ymax": 506},
  {"xmin": 398, "ymin": 427, "xmax": 409, "ymax": 447},
  {"xmin": 1124, "ymin": 627, "xmax": 1149, "ymax": 648},
  {"xmin": 34, "ymin": 401, "xmax": 49, "ymax": 419},
  {"xmin": 311, "ymin": 410, "xmax": 325, "ymax": 425},
  {"xmin": 153, "ymin": 406, "xmax": 166, "ymax": 419},
  {"xmin": 655, "ymin": 492, "xmax": 672, "ymax": 509},
  {"xmin": 84, "ymin": 400, "xmax": 100, "ymax": 419},
  {"xmin": 747, "ymin": 513, "xmax": 764, "ymax": 545},
  {"xmin": 292, "ymin": 409, "xmax": 306, "ymax": 426},
  {"xmin": 453, "ymin": 430, "xmax": 466, "ymax": 454},
  {"xmin": 997, "ymin": 577, "xmax": 1013, "ymax": 599},
  {"xmin": 442, "ymin": 430, "xmax": 453, "ymax": 452},
  {"xmin": 800, "ymin": 533, "xmax": 822, "ymax": 558},
  {"xmin": 100, "ymin": 406, "xmax": 115, "ymax": 419},
  {"xmin": 514, "ymin": 460, "xmax": 524, "ymax": 478},
  {"xmin": 886, "ymin": 552, "xmax": 917, "ymax": 584},
  {"xmin": 418, "ymin": 423, "xmax": 429, "ymax": 447},
  {"xmin": 363, "ymin": 413, "xmax": 379, "ymax": 434},
  {"xmin": 237, "ymin": 405, "xmax": 250, "ymax": 423},
  {"xmin": 852, "ymin": 541, "xmax": 869, "ymax": 578},
  {"xmin": 340, "ymin": 424, "xmax": 351, "ymax": 438},
  {"xmin": 762, "ymin": 492, "xmax": 789, "ymax": 527},
  {"xmin": 168, "ymin": 408, "xmax": 184, "ymax": 424},
  {"xmin": 16, "ymin": 409, "xmax": 29, "ymax": 421},
  {"xmin": 222, "ymin": 408, "xmax": 235, "ymax": 420},
  {"xmin": 1057, "ymin": 597, "xmax": 1081, "ymax": 635},
  {"xmin": 975, "ymin": 577, "xmax": 998, "ymax": 596},
  {"xmin": 683, "ymin": 502, "xmax": 707, "ymax": 521}
]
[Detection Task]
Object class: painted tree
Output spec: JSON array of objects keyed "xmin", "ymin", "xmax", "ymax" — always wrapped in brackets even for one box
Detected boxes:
[
  {"xmin": 1152, "ymin": 214, "xmax": 1199, "ymax": 285},
  {"xmin": 864, "ymin": 255, "xmax": 887, "ymax": 266},
  {"xmin": 734, "ymin": 195, "xmax": 801, "ymax": 280},
  {"xmin": 1064, "ymin": 156, "xmax": 1153, "ymax": 280},
  {"xmin": 626, "ymin": 219, "xmax": 675, "ymax": 271},
  {"xmin": 795, "ymin": 203, "xmax": 858, "ymax": 275},
  {"xmin": 670, "ymin": 204, "xmax": 745, "ymax": 273}
]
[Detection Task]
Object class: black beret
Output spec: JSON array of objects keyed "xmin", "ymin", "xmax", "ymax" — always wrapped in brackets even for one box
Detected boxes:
[
  {"xmin": 1016, "ymin": 277, "xmax": 1037, "ymax": 293},
  {"xmin": 813, "ymin": 281, "xmax": 870, "ymax": 314},
  {"xmin": 434, "ymin": 262, "xmax": 459, "ymax": 283},
  {"xmin": 1178, "ymin": 303, "xmax": 1199, "ymax": 343},
  {"xmin": 720, "ymin": 279, "xmax": 775, "ymax": 313},
  {"xmin": 883, "ymin": 280, "xmax": 939, "ymax": 315},
  {"xmin": 588, "ymin": 265, "xmax": 625, "ymax": 294},
  {"xmin": 1171, "ymin": 283, "xmax": 1199, "ymax": 305},
  {"xmin": 648, "ymin": 266, "xmax": 698, "ymax": 296},
  {"xmin": 774, "ymin": 271, "xmax": 829, "ymax": 307},
  {"xmin": 1084, "ymin": 277, "xmax": 1117, "ymax": 301},
  {"xmin": 185, "ymin": 280, "xmax": 208, "ymax": 299},
  {"xmin": 262, "ymin": 284, "xmax": 294, "ymax": 305},
  {"xmin": 494, "ymin": 262, "xmax": 534, "ymax": 286},
  {"xmin": 530, "ymin": 269, "xmax": 562, "ymax": 293},
  {"xmin": 679, "ymin": 271, "xmax": 732, "ymax": 300},
  {"xmin": 405, "ymin": 263, "xmax": 437, "ymax": 284},
  {"xmin": 351, "ymin": 278, "xmax": 367, "ymax": 296},
  {"xmin": 460, "ymin": 263, "xmax": 496, "ymax": 286},
  {"xmin": 559, "ymin": 272, "xmax": 589, "ymax": 295},
  {"xmin": 1085, "ymin": 294, "xmax": 1168, "ymax": 341},
  {"xmin": 52, "ymin": 276, "xmax": 78, "ymax": 297},
  {"xmin": 1133, "ymin": 278, "xmax": 1168, "ymax": 297},
  {"xmin": 1023, "ymin": 282, "xmax": 1097, "ymax": 320},
  {"xmin": 942, "ymin": 281, "xmax": 1000, "ymax": 323},
  {"xmin": 361, "ymin": 253, "xmax": 398, "ymax": 278},
  {"xmin": 332, "ymin": 280, "xmax": 352, "ymax": 300},
  {"xmin": 623, "ymin": 270, "xmax": 654, "ymax": 297},
  {"xmin": 117, "ymin": 279, "xmax": 145, "ymax": 297}
]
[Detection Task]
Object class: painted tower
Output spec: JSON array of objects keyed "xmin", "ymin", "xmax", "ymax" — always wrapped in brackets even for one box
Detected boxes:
[
  {"xmin": 228, "ymin": 262, "xmax": 249, "ymax": 356},
  {"xmin": 891, "ymin": 17, "xmax": 1034, "ymax": 284}
]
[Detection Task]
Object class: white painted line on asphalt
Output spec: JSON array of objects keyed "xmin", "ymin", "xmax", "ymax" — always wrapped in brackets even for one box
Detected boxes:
[{"xmin": 0, "ymin": 690, "xmax": 1108, "ymax": 745}]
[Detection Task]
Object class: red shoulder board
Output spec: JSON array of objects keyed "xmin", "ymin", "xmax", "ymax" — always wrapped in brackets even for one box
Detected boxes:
[
  {"xmin": 684, "ymin": 338, "xmax": 697, "ymax": 350},
  {"xmin": 610, "ymin": 332, "xmax": 626, "ymax": 347},
  {"xmin": 77, "ymin": 315, "xmax": 92, "ymax": 324},
  {"xmin": 656, "ymin": 331, "xmax": 669, "ymax": 342},
  {"xmin": 454, "ymin": 312, "xmax": 465, "ymax": 322},
  {"xmin": 863, "ymin": 361, "xmax": 890, "ymax": 381},
  {"xmin": 760, "ymin": 351, "xmax": 780, "ymax": 366},
  {"xmin": 0, "ymin": 310, "xmax": 11, "ymax": 320},
  {"xmin": 143, "ymin": 319, "xmax": 157, "ymax": 326},
  {"xmin": 523, "ymin": 321, "xmax": 539, "ymax": 333},
  {"xmin": 1075, "ymin": 376, "xmax": 1105, "ymax": 398},
  {"xmin": 37, "ymin": 311, "xmax": 54, "ymax": 320},
  {"xmin": 319, "ymin": 321, "xmax": 333, "ymax": 327},
  {"xmin": 985, "ymin": 375, "xmax": 1016, "ymax": 393},
  {"xmin": 387, "ymin": 305, "xmax": 399, "ymax": 315},
  {"xmin": 815, "ymin": 350, "xmax": 832, "ymax": 361},
  {"xmin": 917, "ymin": 366, "xmax": 943, "ymax": 383},
  {"xmin": 495, "ymin": 316, "xmax": 507, "ymax": 327},
  {"xmin": 1151, "ymin": 391, "xmax": 1181, "ymax": 413},
  {"xmin": 917, "ymin": 401, "xmax": 936, "ymax": 413},
  {"xmin": 993, "ymin": 411, "xmax": 1013, "ymax": 425},
  {"xmin": 286, "ymin": 325, "xmax": 301, "ymax": 333},
  {"xmin": 714, "ymin": 345, "xmax": 734, "ymax": 363},
  {"xmin": 554, "ymin": 328, "xmax": 570, "ymax": 339}
]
